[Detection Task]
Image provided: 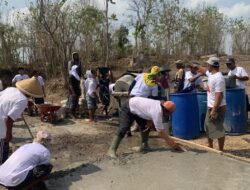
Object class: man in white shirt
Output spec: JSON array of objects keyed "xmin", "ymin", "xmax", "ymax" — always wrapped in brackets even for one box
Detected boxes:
[
  {"xmin": 12, "ymin": 67, "xmax": 29, "ymax": 86},
  {"xmin": 107, "ymin": 97, "xmax": 180, "ymax": 158},
  {"xmin": 226, "ymin": 57, "xmax": 249, "ymax": 88},
  {"xmin": 129, "ymin": 66, "xmax": 160, "ymax": 98},
  {"xmin": 33, "ymin": 70, "xmax": 46, "ymax": 105},
  {"xmin": 194, "ymin": 57, "xmax": 226, "ymax": 151},
  {"xmin": 84, "ymin": 69, "xmax": 100, "ymax": 121},
  {"xmin": 0, "ymin": 77, "xmax": 44, "ymax": 164},
  {"xmin": 182, "ymin": 63, "xmax": 203, "ymax": 93},
  {"xmin": 0, "ymin": 130, "xmax": 52, "ymax": 189},
  {"xmin": 226, "ymin": 57, "xmax": 250, "ymax": 111},
  {"xmin": 68, "ymin": 65, "xmax": 82, "ymax": 119}
]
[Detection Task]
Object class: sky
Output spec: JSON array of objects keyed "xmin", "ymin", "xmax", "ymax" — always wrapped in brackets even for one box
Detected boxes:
[
  {"xmin": 1, "ymin": 0, "xmax": 250, "ymax": 55},
  {"xmin": 2, "ymin": 0, "xmax": 250, "ymax": 21}
]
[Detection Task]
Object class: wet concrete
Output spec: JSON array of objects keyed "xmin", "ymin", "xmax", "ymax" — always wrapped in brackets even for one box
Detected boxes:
[{"xmin": 46, "ymin": 149, "xmax": 250, "ymax": 190}]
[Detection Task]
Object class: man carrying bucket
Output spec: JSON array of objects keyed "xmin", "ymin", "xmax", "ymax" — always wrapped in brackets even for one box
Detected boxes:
[
  {"xmin": 107, "ymin": 96, "xmax": 181, "ymax": 158},
  {"xmin": 193, "ymin": 57, "xmax": 226, "ymax": 151}
]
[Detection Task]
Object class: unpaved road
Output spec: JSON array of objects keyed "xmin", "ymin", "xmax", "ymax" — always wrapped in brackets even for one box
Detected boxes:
[
  {"xmin": 8, "ymin": 115, "xmax": 250, "ymax": 190},
  {"xmin": 46, "ymin": 150, "xmax": 250, "ymax": 190}
]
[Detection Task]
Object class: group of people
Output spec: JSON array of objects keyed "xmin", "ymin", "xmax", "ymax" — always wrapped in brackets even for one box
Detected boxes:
[
  {"xmin": 108, "ymin": 56, "xmax": 249, "ymax": 158},
  {"xmin": 0, "ymin": 54, "xmax": 249, "ymax": 188},
  {"xmin": 176, "ymin": 57, "xmax": 249, "ymax": 150},
  {"xmin": 68, "ymin": 52, "xmax": 112, "ymax": 122}
]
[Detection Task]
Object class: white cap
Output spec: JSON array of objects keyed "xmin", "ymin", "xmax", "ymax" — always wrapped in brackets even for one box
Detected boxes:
[{"xmin": 206, "ymin": 57, "xmax": 220, "ymax": 67}]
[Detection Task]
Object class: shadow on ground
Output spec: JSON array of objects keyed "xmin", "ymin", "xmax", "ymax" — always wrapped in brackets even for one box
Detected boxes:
[{"xmin": 46, "ymin": 164, "xmax": 101, "ymax": 190}]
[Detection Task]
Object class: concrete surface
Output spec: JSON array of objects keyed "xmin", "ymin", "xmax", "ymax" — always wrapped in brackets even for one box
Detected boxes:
[{"xmin": 46, "ymin": 149, "xmax": 250, "ymax": 190}]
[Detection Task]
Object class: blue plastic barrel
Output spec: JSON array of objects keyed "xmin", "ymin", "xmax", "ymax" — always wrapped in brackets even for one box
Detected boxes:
[
  {"xmin": 196, "ymin": 92, "xmax": 207, "ymax": 132},
  {"xmin": 170, "ymin": 93, "xmax": 200, "ymax": 140},
  {"xmin": 224, "ymin": 88, "xmax": 247, "ymax": 135}
]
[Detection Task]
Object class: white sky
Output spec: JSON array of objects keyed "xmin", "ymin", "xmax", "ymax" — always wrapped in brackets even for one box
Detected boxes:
[
  {"xmin": 2, "ymin": 0, "xmax": 250, "ymax": 55},
  {"xmin": 2, "ymin": 0, "xmax": 250, "ymax": 21}
]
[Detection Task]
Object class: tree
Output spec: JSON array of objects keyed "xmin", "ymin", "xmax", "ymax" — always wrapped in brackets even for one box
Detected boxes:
[{"xmin": 105, "ymin": 0, "xmax": 116, "ymax": 67}]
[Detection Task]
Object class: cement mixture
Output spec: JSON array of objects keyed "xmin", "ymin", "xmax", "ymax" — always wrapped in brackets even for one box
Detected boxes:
[{"xmin": 46, "ymin": 150, "xmax": 250, "ymax": 190}]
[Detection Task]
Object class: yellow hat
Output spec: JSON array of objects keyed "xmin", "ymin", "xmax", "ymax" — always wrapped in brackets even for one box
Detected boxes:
[
  {"xmin": 150, "ymin": 66, "xmax": 160, "ymax": 75},
  {"xmin": 16, "ymin": 77, "xmax": 44, "ymax": 98}
]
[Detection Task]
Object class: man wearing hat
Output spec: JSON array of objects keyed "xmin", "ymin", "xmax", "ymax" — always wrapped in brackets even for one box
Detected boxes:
[
  {"xmin": 194, "ymin": 57, "xmax": 226, "ymax": 151},
  {"xmin": 107, "ymin": 96, "xmax": 180, "ymax": 158},
  {"xmin": 226, "ymin": 57, "xmax": 249, "ymax": 88},
  {"xmin": 174, "ymin": 60, "xmax": 185, "ymax": 92},
  {"xmin": 0, "ymin": 77, "xmax": 44, "ymax": 164},
  {"xmin": 129, "ymin": 66, "xmax": 160, "ymax": 98},
  {"xmin": 0, "ymin": 130, "xmax": 53, "ymax": 189},
  {"xmin": 156, "ymin": 65, "xmax": 171, "ymax": 100},
  {"xmin": 226, "ymin": 57, "xmax": 250, "ymax": 111}
]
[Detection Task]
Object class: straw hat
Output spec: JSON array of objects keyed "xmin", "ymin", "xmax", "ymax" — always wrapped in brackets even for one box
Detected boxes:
[{"xmin": 16, "ymin": 77, "xmax": 44, "ymax": 98}]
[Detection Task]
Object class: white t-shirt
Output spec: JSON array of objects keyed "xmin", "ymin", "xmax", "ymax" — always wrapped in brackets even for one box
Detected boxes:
[
  {"xmin": 12, "ymin": 74, "xmax": 29, "ymax": 83},
  {"xmin": 206, "ymin": 71, "xmax": 226, "ymax": 108},
  {"xmin": 36, "ymin": 76, "xmax": 45, "ymax": 86},
  {"xmin": 228, "ymin": 66, "xmax": 248, "ymax": 88},
  {"xmin": 0, "ymin": 143, "xmax": 51, "ymax": 187},
  {"xmin": 85, "ymin": 78, "xmax": 98, "ymax": 98},
  {"xmin": 130, "ymin": 74, "xmax": 158, "ymax": 97},
  {"xmin": 0, "ymin": 88, "xmax": 28, "ymax": 139},
  {"xmin": 183, "ymin": 71, "xmax": 202, "ymax": 90},
  {"xmin": 129, "ymin": 97, "xmax": 164, "ymax": 130}
]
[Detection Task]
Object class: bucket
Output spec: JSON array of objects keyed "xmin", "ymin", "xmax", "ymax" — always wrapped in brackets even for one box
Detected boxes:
[
  {"xmin": 196, "ymin": 92, "xmax": 207, "ymax": 132},
  {"xmin": 170, "ymin": 93, "xmax": 200, "ymax": 140},
  {"xmin": 224, "ymin": 88, "xmax": 247, "ymax": 135}
]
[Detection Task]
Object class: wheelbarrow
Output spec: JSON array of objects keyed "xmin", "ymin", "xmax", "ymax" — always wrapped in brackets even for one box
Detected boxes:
[{"xmin": 36, "ymin": 104, "xmax": 61, "ymax": 123}]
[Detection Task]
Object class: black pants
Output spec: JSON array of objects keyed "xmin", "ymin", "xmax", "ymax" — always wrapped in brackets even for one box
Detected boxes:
[
  {"xmin": 8, "ymin": 164, "xmax": 53, "ymax": 190},
  {"xmin": 117, "ymin": 101, "xmax": 147, "ymax": 138},
  {"xmin": 0, "ymin": 141, "xmax": 9, "ymax": 164}
]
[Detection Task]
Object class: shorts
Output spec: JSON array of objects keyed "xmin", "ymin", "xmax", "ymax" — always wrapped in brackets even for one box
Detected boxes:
[
  {"xmin": 86, "ymin": 95, "xmax": 97, "ymax": 110},
  {"xmin": 205, "ymin": 109, "xmax": 225, "ymax": 139}
]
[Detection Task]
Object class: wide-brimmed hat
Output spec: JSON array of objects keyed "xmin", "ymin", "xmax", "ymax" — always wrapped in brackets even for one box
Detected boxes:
[
  {"xmin": 163, "ymin": 101, "xmax": 176, "ymax": 113},
  {"xmin": 206, "ymin": 57, "xmax": 220, "ymax": 67},
  {"xmin": 16, "ymin": 77, "xmax": 44, "ymax": 98}
]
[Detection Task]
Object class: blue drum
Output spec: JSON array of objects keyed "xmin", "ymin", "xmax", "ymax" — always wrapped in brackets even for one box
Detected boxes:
[{"xmin": 170, "ymin": 93, "xmax": 200, "ymax": 140}]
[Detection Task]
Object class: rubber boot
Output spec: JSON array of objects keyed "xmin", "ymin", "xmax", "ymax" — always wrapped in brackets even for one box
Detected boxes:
[
  {"xmin": 132, "ymin": 131, "xmax": 150, "ymax": 152},
  {"xmin": 107, "ymin": 136, "xmax": 123, "ymax": 158}
]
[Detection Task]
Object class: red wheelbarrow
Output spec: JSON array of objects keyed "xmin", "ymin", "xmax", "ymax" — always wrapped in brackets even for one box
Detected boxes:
[{"xmin": 36, "ymin": 104, "xmax": 61, "ymax": 123}]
